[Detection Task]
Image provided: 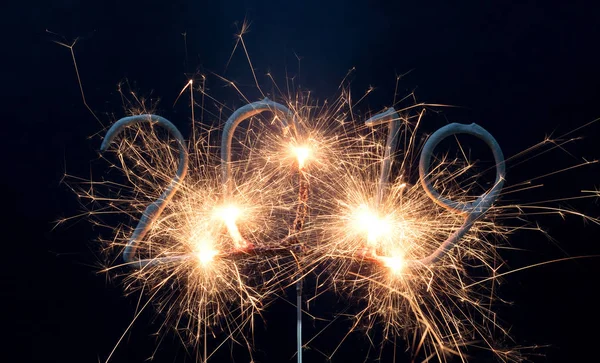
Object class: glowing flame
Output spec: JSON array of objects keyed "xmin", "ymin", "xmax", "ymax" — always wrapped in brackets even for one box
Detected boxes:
[
  {"xmin": 214, "ymin": 204, "xmax": 248, "ymax": 249},
  {"xmin": 194, "ymin": 239, "xmax": 218, "ymax": 266},
  {"xmin": 351, "ymin": 204, "xmax": 393, "ymax": 247},
  {"xmin": 291, "ymin": 144, "xmax": 312, "ymax": 169},
  {"xmin": 378, "ymin": 254, "xmax": 405, "ymax": 275}
]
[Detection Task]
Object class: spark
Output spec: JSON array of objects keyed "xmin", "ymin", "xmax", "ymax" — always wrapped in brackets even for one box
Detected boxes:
[
  {"xmin": 192, "ymin": 236, "xmax": 218, "ymax": 266},
  {"xmin": 291, "ymin": 144, "xmax": 312, "ymax": 170},
  {"xmin": 350, "ymin": 204, "xmax": 393, "ymax": 247},
  {"xmin": 213, "ymin": 204, "xmax": 247, "ymax": 249},
  {"xmin": 378, "ymin": 254, "xmax": 406, "ymax": 275}
]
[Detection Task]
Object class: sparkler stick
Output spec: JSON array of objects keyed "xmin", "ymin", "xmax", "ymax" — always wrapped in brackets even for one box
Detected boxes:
[
  {"xmin": 416, "ymin": 122, "xmax": 505, "ymax": 265},
  {"xmin": 355, "ymin": 107, "xmax": 404, "ymax": 265},
  {"xmin": 365, "ymin": 107, "xmax": 401, "ymax": 204},
  {"xmin": 296, "ymin": 279, "xmax": 303, "ymax": 363},
  {"xmin": 100, "ymin": 115, "xmax": 189, "ymax": 267},
  {"xmin": 292, "ymin": 151, "xmax": 310, "ymax": 363}
]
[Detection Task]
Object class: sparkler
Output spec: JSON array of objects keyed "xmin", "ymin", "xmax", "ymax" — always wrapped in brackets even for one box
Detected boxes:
[
  {"xmin": 96, "ymin": 94, "xmax": 506, "ymax": 362},
  {"xmin": 59, "ymin": 28, "xmax": 599, "ymax": 363},
  {"xmin": 219, "ymin": 97, "xmax": 306, "ymax": 363},
  {"xmin": 97, "ymin": 95, "xmax": 317, "ymax": 361}
]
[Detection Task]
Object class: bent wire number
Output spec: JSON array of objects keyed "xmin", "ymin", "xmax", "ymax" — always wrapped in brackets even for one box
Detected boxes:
[
  {"xmin": 101, "ymin": 106, "xmax": 504, "ymax": 269},
  {"xmin": 100, "ymin": 115, "xmax": 189, "ymax": 267},
  {"xmin": 416, "ymin": 122, "xmax": 505, "ymax": 266}
]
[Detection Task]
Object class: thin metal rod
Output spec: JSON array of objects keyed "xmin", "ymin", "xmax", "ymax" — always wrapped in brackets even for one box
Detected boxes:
[
  {"xmin": 203, "ymin": 309, "xmax": 207, "ymax": 363},
  {"xmin": 293, "ymin": 169, "xmax": 309, "ymax": 363},
  {"xmin": 100, "ymin": 115, "xmax": 189, "ymax": 266},
  {"xmin": 296, "ymin": 279, "xmax": 303, "ymax": 363}
]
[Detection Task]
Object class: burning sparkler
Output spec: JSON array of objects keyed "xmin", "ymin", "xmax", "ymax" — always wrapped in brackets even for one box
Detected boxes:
[
  {"xmin": 95, "ymin": 94, "xmax": 507, "ymax": 362},
  {"xmin": 59, "ymin": 28, "xmax": 600, "ymax": 363}
]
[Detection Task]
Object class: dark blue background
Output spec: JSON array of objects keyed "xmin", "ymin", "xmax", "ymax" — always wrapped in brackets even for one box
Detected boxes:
[{"xmin": 3, "ymin": 0, "xmax": 600, "ymax": 362}]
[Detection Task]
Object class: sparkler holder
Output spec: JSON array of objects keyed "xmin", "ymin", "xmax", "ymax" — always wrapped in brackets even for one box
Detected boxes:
[{"xmin": 100, "ymin": 102, "xmax": 506, "ymax": 362}]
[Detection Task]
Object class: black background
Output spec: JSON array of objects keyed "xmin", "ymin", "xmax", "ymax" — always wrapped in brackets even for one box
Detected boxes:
[{"xmin": 3, "ymin": 1, "xmax": 600, "ymax": 362}]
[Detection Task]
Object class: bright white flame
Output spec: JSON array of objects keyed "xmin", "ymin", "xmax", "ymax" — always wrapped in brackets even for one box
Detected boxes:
[
  {"xmin": 351, "ymin": 204, "xmax": 393, "ymax": 246},
  {"xmin": 189, "ymin": 226, "xmax": 218, "ymax": 266},
  {"xmin": 378, "ymin": 254, "xmax": 405, "ymax": 275},
  {"xmin": 291, "ymin": 145, "xmax": 312, "ymax": 169},
  {"xmin": 214, "ymin": 204, "xmax": 247, "ymax": 249},
  {"xmin": 195, "ymin": 241, "xmax": 218, "ymax": 266}
]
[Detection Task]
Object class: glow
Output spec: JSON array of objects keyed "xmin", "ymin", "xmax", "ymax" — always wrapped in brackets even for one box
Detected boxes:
[
  {"xmin": 351, "ymin": 204, "xmax": 393, "ymax": 246},
  {"xmin": 291, "ymin": 144, "xmax": 312, "ymax": 169},
  {"xmin": 214, "ymin": 204, "xmax": 247, "ymax": 249},
  {"xmin": 195, "ymin": 241, "xmax": 218, "ymax": 266},
  {"xmin": 378, "ymin": 255, "xmax": 405, "ymax": 275},
  {"xmin": 189, "ymin": 226, "xmax": 219, "ymax": 267}
]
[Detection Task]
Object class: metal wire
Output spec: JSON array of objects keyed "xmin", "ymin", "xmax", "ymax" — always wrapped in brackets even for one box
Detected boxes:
[
  {"xmin": 100, "ymin": 115, "xmax": 189, "ymax": 266},
  {"xmin": 416, "ymin": 122, "xmax": 505, "ymax": 266}
]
